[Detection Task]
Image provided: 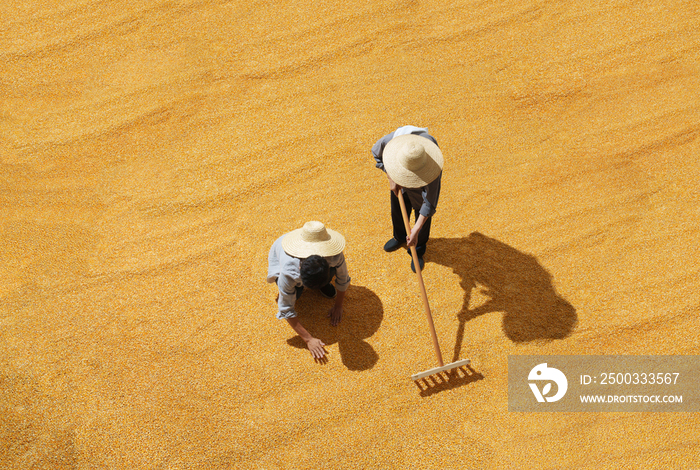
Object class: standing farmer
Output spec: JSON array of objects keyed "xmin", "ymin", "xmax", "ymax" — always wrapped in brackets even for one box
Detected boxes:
[
  {"xmin": 371, "ymin": 125, "xmax": 444, "ymax": 272},
  {"xmin": 267, "ymin": 221, "xmax": 350, "ymax": 359}
]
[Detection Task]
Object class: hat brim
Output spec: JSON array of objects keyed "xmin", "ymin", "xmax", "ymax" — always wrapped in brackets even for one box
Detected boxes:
[
  {"xmin": 282, "ymin": 228, "xmax": 346, "ymax": 258},
  {"xmin": 383, "ymin": 134, "xmax": 444, "ymax": 188}
]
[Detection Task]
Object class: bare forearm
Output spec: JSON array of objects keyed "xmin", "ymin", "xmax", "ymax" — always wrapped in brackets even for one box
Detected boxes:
[
  {"xmin": 414, "ymin": 214, "xmax": 428, "ymax": 233},
  {"xmin": 286, "ymin": 317, "xmax": 326, "ymax": 359},
  {"xmin": 334, "ymin": 289, "xmax": 346, "ymax": 309},
  {"xmin": 285, "ymin": 317, "xmax": 313, "ymax": 342},
  {"xmin": 407, "ymin": 214, "xmax": 429, "ymax": 247}
]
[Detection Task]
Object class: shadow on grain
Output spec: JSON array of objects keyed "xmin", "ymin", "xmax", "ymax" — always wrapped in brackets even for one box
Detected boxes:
[
  {"xmin": 427, "ymin": 232, "xmax": 578, "ymax": 362},
  {"xmin": 286, "ymin": 285, "xmax": 383, "ymax": 371}
]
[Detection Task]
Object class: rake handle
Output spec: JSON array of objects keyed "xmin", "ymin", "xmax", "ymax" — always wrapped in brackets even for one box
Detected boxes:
[{"xmin": 396, "ymin": 190, "xmax": 444, "ymax": 367}]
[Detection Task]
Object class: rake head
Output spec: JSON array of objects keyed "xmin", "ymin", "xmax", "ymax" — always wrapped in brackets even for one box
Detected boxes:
[
  {"xmin": 412, "ymin": 359, "xmax": 475, "ymax": 395},
  {"xmin": 411, "ymin": 358, "xmax": 471, "ymax": 381}
]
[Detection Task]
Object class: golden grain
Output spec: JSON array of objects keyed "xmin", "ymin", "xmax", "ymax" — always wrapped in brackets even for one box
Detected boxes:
[{"xmin": 2, "ymin": 0, "xmax": 699, "ymax": 468}]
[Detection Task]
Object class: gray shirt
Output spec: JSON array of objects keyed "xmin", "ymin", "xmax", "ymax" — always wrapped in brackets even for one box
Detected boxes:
[
  {"xmin": 267, "ymin": 235, "xmax": 351, "ymax": 319},
  {"xmin": 371, "ymin": 126, "xmax": 442, "ymax": 218}
]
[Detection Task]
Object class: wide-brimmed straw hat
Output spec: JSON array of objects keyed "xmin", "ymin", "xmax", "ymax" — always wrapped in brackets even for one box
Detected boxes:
[
  {"xmin": 383, "ymin": 134, "xmax": 443, "ymax": 188},
  {"xmin": 282, "ymin": 221, "xmax": 346, "ymax": 258}
]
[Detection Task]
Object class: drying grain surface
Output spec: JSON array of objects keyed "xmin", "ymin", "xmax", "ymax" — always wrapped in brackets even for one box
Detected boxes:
[{"xmin": 2, "ymin": 0, "xmax": 699, "ymax": 468}]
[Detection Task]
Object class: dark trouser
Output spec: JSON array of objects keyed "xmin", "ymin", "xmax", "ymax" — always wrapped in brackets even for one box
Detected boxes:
[{"xmin": 390, "ymin": 190, "xmax": 431, "ymax": 258}]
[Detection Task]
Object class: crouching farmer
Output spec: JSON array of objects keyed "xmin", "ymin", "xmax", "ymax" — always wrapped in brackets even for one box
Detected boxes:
[{"xmin": 267, "ymin": 221, "xmax": 350, "ymax": 359}]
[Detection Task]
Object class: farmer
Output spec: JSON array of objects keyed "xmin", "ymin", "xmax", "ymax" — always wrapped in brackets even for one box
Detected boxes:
[
  {"xmin": 371, "ymin": 125, "xmax": 444, "ymax": 272},
  {"xmin": 267, "ymin": 221, "xmax": 350, "ymax": 359}
]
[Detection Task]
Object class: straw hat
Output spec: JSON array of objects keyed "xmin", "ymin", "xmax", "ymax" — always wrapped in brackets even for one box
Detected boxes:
[
  {"xmin": 282, "ymin": 221, "xmax": 346, "ymax": 258},
  {"xmin": 383, "ymin": 134, "xmax": 443, "ymax": 188}
]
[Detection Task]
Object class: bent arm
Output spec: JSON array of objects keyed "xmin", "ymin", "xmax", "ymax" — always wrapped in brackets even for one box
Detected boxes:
[
  {"xmin": 286, "ymin": 317, "xmax": 326, "ymax": 359},
  {"xmin": 276, "ymin": 274, "xmax": 299, "ymax": 320},
  {"xmin": 418, "ymin": 174, "xmax": 441, "ymax": 219},
  {"xmin": 334, "ymin": 288, "xmax": 346, "ymax": 309},
  {"xmin": 371, "ymin": 132, "xmax": 395, "ymax": 171},
  {"xmin": 332, "ymin": 255, "xmax": 351, "ymax": 292},
  {"xmin": 328, "ymin": 288, "xmax": 346, "ymax": 326},
  {"xmin": 285, "ymin": 317, "xmax": 314, "ymax": 342},
  {"xmin": 407, "ymin": 213, "xmax": 429, "ymax": 247}
]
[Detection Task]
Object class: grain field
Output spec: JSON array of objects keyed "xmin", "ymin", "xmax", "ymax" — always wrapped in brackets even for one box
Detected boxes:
[{"xmin": 1, "ymin": 0, "xmax": 699, "ymax": 468}]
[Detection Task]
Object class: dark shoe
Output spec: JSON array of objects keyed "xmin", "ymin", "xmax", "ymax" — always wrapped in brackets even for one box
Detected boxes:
[
  {"xmin": 320, "ymin": 283, "xmax": 336, "ymax": 299},
  {"xmin": 384, "ymin": 237, "xmax": 403, "ymax": 252},
  {"xmin": 410, "ymin": 256, "xmax": 425, "ymax": 273}
]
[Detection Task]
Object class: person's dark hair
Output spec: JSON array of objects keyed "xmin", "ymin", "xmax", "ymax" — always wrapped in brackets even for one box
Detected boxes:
[{"xmin": 300, "ymin": 255, "xmax": 330, "ymax": 289}]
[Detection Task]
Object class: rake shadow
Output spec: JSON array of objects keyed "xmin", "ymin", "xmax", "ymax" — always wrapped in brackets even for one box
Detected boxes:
[
  {"xmin": 413, "ymin": 364, "xmax": 485, "ymax": 398},
  {"xmin": 426, "ymin": 233, "xmax": 578, "ymax": 362},
  {"xmin": 286, "ymin": 285, "xmax": 383, "ymax": 371}
]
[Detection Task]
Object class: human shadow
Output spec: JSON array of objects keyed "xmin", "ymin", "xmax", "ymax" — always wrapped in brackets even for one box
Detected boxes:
[
  {"xmin": 286, "ymin": 285, "xmax": 383, "ymax": 371},
  {"xmin": 427, "ymin": 233, "xmax": 578, "ymax": 361}
]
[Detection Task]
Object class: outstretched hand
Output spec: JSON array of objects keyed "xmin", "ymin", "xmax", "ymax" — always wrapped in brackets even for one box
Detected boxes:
[{"xmin": 306, "ymin": 337, "xmax": 327, "ymax": 360}]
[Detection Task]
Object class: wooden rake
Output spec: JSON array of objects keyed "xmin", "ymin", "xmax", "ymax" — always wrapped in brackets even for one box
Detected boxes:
[{"xmin": 396, "ymin": 192, "xmax": 471, "ymax": 382}]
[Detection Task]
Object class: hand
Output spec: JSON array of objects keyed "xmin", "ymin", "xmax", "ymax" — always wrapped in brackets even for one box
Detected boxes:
[
  {"xmin": 328, "ymin": 304, "xmax": 343, "ymax": 326},
  {"xmin": 406, "ymin": 226, "xmax": 420, "ymax": 247},
  {"xmin": 388, "ymin": 176, "xmax": 401, "ymax": 195},
  {"xmin": 306, "ymin": 337, "xmax": 326, "ymax": 359}
]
